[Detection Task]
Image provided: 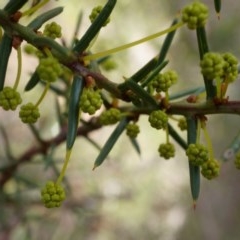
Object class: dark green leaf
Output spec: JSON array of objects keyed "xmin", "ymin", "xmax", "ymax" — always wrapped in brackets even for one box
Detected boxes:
[
  {"xmin": 129, "ymin": 137, "xmax": 141, "ymax": 155},
  {"xmin": 196, "ymin": 27, "xmax": 216, "ymax": 99},
  {"xmin": 168, "ymin": 123, "xmax": 187, "ymax": 150},
  {"xmin": 27, "ymin": 7, "xmax": 64, "ymax": 30},
  {"xmin": 93, "ymin": 118, "xmax": 128, "ymax": 169},
  {"xmin": 66, "ymin": 74, "xmax": 84, "ymax": 150},
  {"xmin": 55, "ymin": 97, "xmax": 65, "ymax": 128},
  {"xmin": 130, "ymin": 57, "xmax": 158, "ymax": 83},
  {"xmin": 124, "ymin": 79, "xmax": 158, "ymax": 108},
  {"xmin": 4, "ymin": 0, "xmax": 28, "ymax": 14},
  {"xmin": 0, "ymin": 33, "xmax": 12, "ymax": 91},
  {"xmin": 222, "ymin": 130, "xmax": 240, "ymax": 161},
  {"xmin": 24, "ymin": 70, "xmax": 40, "ymax": 91},
  {"xmin": 73, "ymin": 0, "xmax": 117, "ymax": 52},
  {"xmin": 118, "ymin": 58, "xmax": 158, "ymax": 92},
  {"xmin": 189, "ymin": 163, "xmax": 200, "ymax": 202},
  {"xmin": 157, "ymin": 18, "xmax": 178, "ymax": 64},
  {"xmin": 186, "ymin": 117, "xmax": 200, "ymax": 201},
  {"xmin": 141, "ymin": 60, "xmax": 168, "ymax": 87},
  {"xmin": 71, "ymin": 10, "xmax": 83, "ymax": 48},
  {"xmin": 196, "ymin": 27, "xmax": 209, "ymax": 60},
  {"xmin": 169, "ymin": 86, "xmax": 205, "ymax": 100},
  {"xmin": 214, "ymin": 0, "xmax": 221, "ymax": 15},
  {"xmin": 119, "ymin": 60, "xmax": 167, "ymax": 98}
]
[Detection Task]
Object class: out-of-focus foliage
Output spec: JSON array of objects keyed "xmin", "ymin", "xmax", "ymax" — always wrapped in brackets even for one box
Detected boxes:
[{"xmin": 1, "ymin": 1, "xmax": 240, "ymax": 240}]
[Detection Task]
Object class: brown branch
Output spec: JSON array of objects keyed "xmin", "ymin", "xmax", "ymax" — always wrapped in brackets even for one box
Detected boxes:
[
  {"xmin": 0, "ymin": 118, "xmax": 101, "ymax": 188},
  {"xmin": 168, "ymin": 100, "xmax": 240, "ymax": 116}
]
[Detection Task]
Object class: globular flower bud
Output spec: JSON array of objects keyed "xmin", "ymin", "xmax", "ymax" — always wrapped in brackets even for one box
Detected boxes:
[
  {"xmin": 41, "ymin": 181, "xmax": 66, "ymax": 208},
  {"xmin": 152, "ymin": 70, "xmax": 178, "ymax": 92},
  {"xmin": 186, "ymin": 143, "xmax": 209, "ymax": 166},
  {"xmin": 200, "ymin": 52, "xmax": 225, "ymax": 80},
  {"xmin": 148, "ymin": 110, "xmax": 168, "ymax": 130},
  {"xmin": 222, "ymin": 52, "xmax": 238, "ymax": 83},
  {"xmin": 99, "ymin": 108, "xmax": 121, "ymax": 125},
  {"xmin": 178, "ymin": 117, "xmax": 187, "ymax": 131},
  {"xmin": 126, "ymin": 123, "xmax": 140, "ymax": 138},
  {"xmin": 100, "ymin": 59, "xmax": 117, "ymax": 71},
  {"xmin": 182, "ymin": 1, "xmax": 209, "ymax": 29},
  {"xmin": 201, "ymin": 158, "xmax": 220, "ymax": 180},
  {"xmin": 80, "ymin": 88, "xmax": 103, "ymax": 115},
  {"xmin": 89, "ymin": 6, "xmax": 110, "ymax": 26},
  {"xmin": 158, "ymin": 142, "xmax": 175, "ymax": 160},
  {"xmin": 43, "ymin": 22, "xmax": 62, "ymax": 39},
  {"xmin": 0, "ymin": 87, "xmax": 22, "ymax": 110},
  {"xmin": 19, "ymin": 102, "xmax": 40, "ymax": 124},
  {"xmin": 37, "ymin": 57, "xmax": 63, "ymax": 83}
]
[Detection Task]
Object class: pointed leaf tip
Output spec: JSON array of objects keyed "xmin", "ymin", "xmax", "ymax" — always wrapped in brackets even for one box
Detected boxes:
[{"xmin": 193, "ymin": 200, "xmax": 197, "ymax": 210}]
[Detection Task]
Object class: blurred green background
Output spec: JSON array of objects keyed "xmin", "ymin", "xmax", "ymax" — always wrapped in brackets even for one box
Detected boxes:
[{"xmin": 1, "ymin": 0, "xmax": 240, "ymax": 239}]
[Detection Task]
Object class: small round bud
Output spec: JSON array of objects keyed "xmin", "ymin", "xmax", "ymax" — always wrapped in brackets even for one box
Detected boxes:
[
  {"xmin": 152, "ymin": 70, "xmax": 178, "ymax": 92},
  {"xmin": 148, "ymin": 110, "xmax": 168, "ymax": 130},
  {"xmin": 89, "ymin": 6, "xmax": 110, "ymax": 26},
  {"xmin": 43, "ymin": 22, "xmax": 62, "ymax": 39},
  {"xmin": 41, "ymin": 181, "xmax": 66, "ymax": 208},
  {"xmin": 158, "ymin": 142, "xmax": 175, "ymax": 160},
  {"xmin": 201, "ymin": 159, "xmax": 220, "ymax": 180},
  {"xmin": 0, "ymin": 87, "xmax": 22, "ymax": 110},
  {"xmin": 19, "ymin": 102, "xmax": 40, "ymax": 124},
  {"xmin": 178, "ymin": 117, "xmax": 187, "ymax": 131},
  {"xmin": 186, "ymin": 143, "xmax": 209, "ymax": 166},
  {"xmin": 182, "ymin": 1, "xmax": 209, "ymax": 29},
  {"xmin": 80, "ymin": 88, "xmax": 103, "ymax": 115},
  {"xmin": 100, "ymin": 59, "xmax": 117, "ymax": 71},
  {"xmin": 200, "ymin": 52, "xmax": 225, "ymax": 80},
  {"xmin": 126, "ymin": 123, "xmax": 140, "ymax": 138},
  {"xmin": 99, "ymin": 108, "xmax": 121, "ymax": 125},
  {"xmin": 37, "ymin": 57, "xmax": 63, "ymax": 83},
  {"xmin": 222, "ymin": 52, "xmax": 239, "ymax": 83},
  {"xmin": 24, "ymin": 44, "xmax": 37, "ymax": 55}
]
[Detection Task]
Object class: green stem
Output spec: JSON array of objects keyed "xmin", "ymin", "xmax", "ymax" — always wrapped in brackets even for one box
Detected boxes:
[
  {"xmin": 202, "ymin": 124, "xmax": 214, "ymax": 159},
  {"xmin": 13, "ymin": 46, "xmax": 22, "ymax": 90},
  {"xmin": 56, "ymin": 149, "xmax": 72, "ymax": 184},
  {"xmin": 196, "ymin": 118, "xmax": 201, "ymax": 144},
  {"xmin": 83, "ymin": 22, "xmax": 184, "ymax": 61},
  {"xmin": 165, "ymin": 91, "xmax": 170, "ymax": 105},
  {"xmin": 166, "ymin": 125, "xmax": 170, "ymax": 144},
  {"xmin": 35, "ymin": 82, "xmax": 50, "ymax": 107},
  {"xmin": 22, "ymin": 0, "xmax": 50, "ymax": 17},
  {"xmin": 215, "ymin": 77, "xmax": 222, "ymax": 99},
  {"xmin": 43, "ymin": 47, "xmax": 53, "ymax": 57}
]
